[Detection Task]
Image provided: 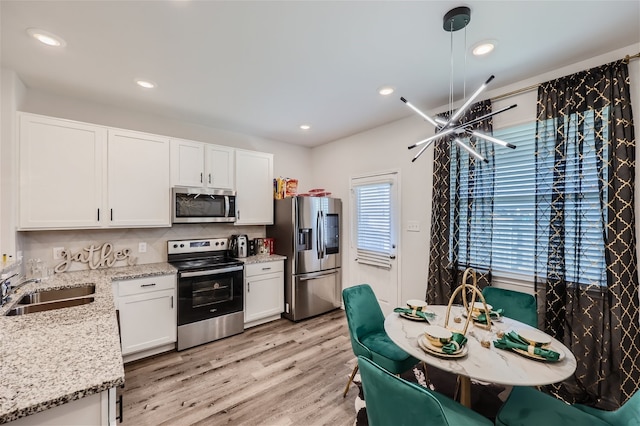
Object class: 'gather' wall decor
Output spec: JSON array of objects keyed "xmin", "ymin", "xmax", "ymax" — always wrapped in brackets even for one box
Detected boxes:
[{"xmin": 54, "ymin": 243, "xmax": 137, "ymax": 273}]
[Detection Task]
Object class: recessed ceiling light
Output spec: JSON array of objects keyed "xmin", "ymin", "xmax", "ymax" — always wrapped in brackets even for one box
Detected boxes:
[
  {"xmin": 135, "ymin": 79, "xmax": 157, "ymax": 89},
  {"xmin": 300, "ymin": 124, "xmax": 311, "ymax": 130},
  {"xmin": 472, "ymin": 41, "xmax": 496, "ymax": 56},
  {"xmin": 378, "ymin": 86, "xmax": 395, "ymax": 96},
  {"xmin": 26, "ymin": 28, "xmax": 66, "ymax": 47}
]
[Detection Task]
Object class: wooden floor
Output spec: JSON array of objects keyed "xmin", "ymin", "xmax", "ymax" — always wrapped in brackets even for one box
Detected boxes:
[{"xmin": 119, "ymin": 309, "xmax": 357, "ymax": 426}]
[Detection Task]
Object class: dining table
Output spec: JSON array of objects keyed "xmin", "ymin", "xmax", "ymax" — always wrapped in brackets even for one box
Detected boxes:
[{"xmin": 384, "ymin": 304, "xmax": 577, "ymax": 408}]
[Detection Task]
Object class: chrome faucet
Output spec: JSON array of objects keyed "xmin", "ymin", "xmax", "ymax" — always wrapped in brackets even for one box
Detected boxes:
[
  {"xmin": 1, "ymin": 275, "xmax": 40, "ymax": 306},
  {"xmin": 1, "ymin": 273, "xmax": 18, "ymax": 306}
]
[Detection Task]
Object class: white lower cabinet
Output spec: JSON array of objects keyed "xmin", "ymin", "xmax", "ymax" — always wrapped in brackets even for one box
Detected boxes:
[
  {"xmin": 244, "ymin": 260, "xmax": 284, "ymax": 328},
  {"xmin": 7, "ymin": 388, "xmax": 116, "ymax": 426},
  {"xmin": 113, "ymin": 274, "xmax": 176, "ymax": 362}
]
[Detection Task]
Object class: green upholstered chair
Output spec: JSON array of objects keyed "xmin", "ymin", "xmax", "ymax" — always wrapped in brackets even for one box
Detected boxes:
[
  {"xmin": 574, "ymin": 389, "xmax": 640, "ymax": 426},
  {"xmin": 496, "ymin": 386, "xmax": 640, "ymax": 426},
  {"xmin": 342, "ymin": 284, "xmax": 419, "ymax": 398},
  {"xmin": 357, "ymin": 356, "xmax": 493, "ymax": 426},
  {"xmin": 482, "ymin": 286, "xmax": 538, "ymax": 328}
]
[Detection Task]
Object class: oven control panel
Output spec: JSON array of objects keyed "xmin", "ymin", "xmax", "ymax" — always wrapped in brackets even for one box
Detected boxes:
[{"xmin": 168, "ymin": 238, "xmax": 228, "ymax": 255}]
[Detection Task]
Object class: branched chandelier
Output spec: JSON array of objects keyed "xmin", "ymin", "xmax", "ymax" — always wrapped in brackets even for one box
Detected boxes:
[{"xmin": 402, "ymin": 6, "xmax": 517, "ymax": 163}]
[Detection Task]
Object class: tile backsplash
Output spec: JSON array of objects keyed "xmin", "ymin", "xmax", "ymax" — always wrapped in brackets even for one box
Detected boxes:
[{"xmin": 19, "ymin": 223, "xmax": 265, "ymax": 273}]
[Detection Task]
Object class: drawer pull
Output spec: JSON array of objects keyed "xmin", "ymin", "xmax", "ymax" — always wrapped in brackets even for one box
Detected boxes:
[
  {"xmin": 262, "ymin": 267, "xmax": 272, "ymax": 271},
  {"xmin": 140, "ymin": 283, "xmax": 156, "ymax": 288}
]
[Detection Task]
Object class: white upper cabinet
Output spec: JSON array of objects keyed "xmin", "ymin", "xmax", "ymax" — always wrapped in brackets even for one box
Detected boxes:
[
  {"xmin": 107, "ymin": 129, "xmax": 171, "ymax": 227},
  {"xmin": 234, "ymin": 149, "xmax": 273, "ymax": 225},
  {"xmin": 205, "ymin": 144, "xmax": 234, "ymax": 189},
  {"xmin": 170, "ymin": 139, "xmax": 205, "ymax": 187},
  {"xmin": 18, "ymin": 113, "xmax": 171, "ymax": 229},
  {"xmin": 19, "ymin": 113, "xmax": 106, "ymax": 229},
  {"xmin": 170, "ymin": 139, "xmax": 234, "ymax": 190}
]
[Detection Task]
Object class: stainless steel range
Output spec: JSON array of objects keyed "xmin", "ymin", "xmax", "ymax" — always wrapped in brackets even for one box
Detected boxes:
[{"xmin": 168, "ymin": 238, "xmax": 244, "ymax": 351}]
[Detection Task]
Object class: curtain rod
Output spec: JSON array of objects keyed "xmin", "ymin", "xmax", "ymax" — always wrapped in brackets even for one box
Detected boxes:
[{"xmin": 491, "ymin": 52, "xmax": 640, "ymax": 102}]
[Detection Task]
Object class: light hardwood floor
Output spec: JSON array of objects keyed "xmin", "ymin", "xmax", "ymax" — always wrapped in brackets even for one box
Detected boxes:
[{"xmin": 119, "ymin": 309, "xmax": 357, "ymax": 426}]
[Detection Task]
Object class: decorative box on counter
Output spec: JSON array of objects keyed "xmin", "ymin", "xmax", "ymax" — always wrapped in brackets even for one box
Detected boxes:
[{"xmin": 253, "ymin": 238, "xmax": 274, "ymax": 255}]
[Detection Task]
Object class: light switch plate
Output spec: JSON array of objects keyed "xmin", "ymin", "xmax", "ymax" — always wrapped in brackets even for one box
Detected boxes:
[
  {"xmin": 407, "ymin": 221, "xmax": 420, "ymax": 232},
  {"xmin": 138, "ymin": 242, "xmax": 147, "ymax": 253}
]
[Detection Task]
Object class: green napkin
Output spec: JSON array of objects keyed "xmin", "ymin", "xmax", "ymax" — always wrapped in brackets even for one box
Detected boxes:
[
  {"xmin": 442, "ymin": 332, "xmax": 467, "ymax": 354},
  {"xmin": 393, "ymin": 307, "xmax": 434, "ymax": 322},
  {"xmin": 493, "ymin": 331, "xmax": 560, "ymax": 361},
  {"xmin": 475, "ymin": 308, "xmax": 504, "ymax": 324}
]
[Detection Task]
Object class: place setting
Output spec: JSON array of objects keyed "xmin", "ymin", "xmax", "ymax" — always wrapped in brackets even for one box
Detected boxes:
[
  {"xmin": 462, "ymin": 301, "xmax": 503, "ymax": 324},
  {"xmin": 417, "ymin": 325, "xmax": 469, "ymax": 358},
  {"xmin": 393, "ymin": 299, "xmax": 436, "ymax": 322},
  {"xmin": 493, "ymin": 327, "xmax": 564, "ymax": 362}
]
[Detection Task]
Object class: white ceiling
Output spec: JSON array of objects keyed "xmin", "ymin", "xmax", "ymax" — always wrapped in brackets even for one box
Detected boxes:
[{"xmin": 1, "ymin": 1, "xmax": 639, "ymax": 147}]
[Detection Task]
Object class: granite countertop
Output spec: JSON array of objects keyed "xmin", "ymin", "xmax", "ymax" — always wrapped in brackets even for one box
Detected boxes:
[
  {"xmin": 0, "ymin": 262, "xmax": 176, "ymax": 424},
  {"xmin": 241, "ymin": 254, "xmax": 286, "ymax": 264}
]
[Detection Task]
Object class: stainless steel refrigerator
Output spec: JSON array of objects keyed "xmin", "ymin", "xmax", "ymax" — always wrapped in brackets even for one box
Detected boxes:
[{"xmin": 267, "ymin": 196, "xmax": 342, "ymax": 321}]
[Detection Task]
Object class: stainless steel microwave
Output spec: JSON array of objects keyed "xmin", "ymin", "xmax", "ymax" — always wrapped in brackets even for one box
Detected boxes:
[{"xmin": 172, "ymin": 187, "xmax": 236, "ymax": 223}]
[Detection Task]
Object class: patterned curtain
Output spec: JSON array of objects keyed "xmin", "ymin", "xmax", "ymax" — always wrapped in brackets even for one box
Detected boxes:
[
  {"xmin": 534, "ymin": 59, "xmax": 639, "ymax": 408},
  {"xmin": 427, "ymin": 100, "xmax": 495, "ymax": 304}
]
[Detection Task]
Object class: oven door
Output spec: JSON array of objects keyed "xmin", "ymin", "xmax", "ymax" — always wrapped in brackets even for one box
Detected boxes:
[{"xmin": 177, "ymin": 265, "xmax": 244, "ymax": 326}]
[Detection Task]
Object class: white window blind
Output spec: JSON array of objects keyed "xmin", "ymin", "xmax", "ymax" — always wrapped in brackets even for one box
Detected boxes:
[
  {"xmin": 353, "ymin": 180, "xmax": 393, "ymax": 269},
  {"xmin": 451, "ymin": 111, "xmax": 607, "ymax": 286}
]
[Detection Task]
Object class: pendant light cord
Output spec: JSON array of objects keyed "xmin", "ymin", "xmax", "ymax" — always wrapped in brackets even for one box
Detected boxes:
[
  {"xmin": 449, "ymin": 20, "xmax": 454, "ymax": 117},
  {"xmin": 463, "ymin": 22, "xmax": 467, "ymax": 102}
]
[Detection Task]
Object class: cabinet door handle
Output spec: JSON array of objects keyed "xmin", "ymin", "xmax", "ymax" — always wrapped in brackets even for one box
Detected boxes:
[
  {"xmin": 248, "ymin": 282, "xmax": 250, "ymax": 293},
  {"xmin": 208, "ymin": 173, "xmax": 212, "ymax": 184},
  {"xmin": 200, "ymin": 173, "xmax": 203, "ymax": 183},
  {"xmin": 97, "ymin": 209, "xmax": 100, "ymax": 221},
  {"xmin": 110, "ymin": 209, "xmax": 113, "ymax": 221},
  {"xmin": 170, "ymin": 295, "xmax": 173, "ymax": 308},
  {"xmin": 140, "ymin": 283, "xmax": 156, "ymax": 288}
]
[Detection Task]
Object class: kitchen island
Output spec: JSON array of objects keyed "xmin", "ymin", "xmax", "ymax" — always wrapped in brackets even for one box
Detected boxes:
[{"xmin": 0, "ymin": 263, "xmax": 176, "ymax": 424}]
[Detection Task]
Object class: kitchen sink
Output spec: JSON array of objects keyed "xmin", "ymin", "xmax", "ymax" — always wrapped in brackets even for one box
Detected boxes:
[
  {"xmin": 5, "ymin": 297, "xmax": 95, "ymax": 316},
  {"xmin": 17, "ymin": 284, "xmax": 96, "ymax": 304}
]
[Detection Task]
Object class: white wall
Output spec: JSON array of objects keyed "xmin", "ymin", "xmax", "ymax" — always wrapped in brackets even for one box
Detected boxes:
[
  {"xmin": 311, "ymin": 43, "xmax": 640, "ymax": 302},
  {"xmin": 311, "ymin": 115, "xmax": 433, "ymax": 304},
  {"xmin": 0, "ymin": 69, "xmax": 26, "ymax": 261}
]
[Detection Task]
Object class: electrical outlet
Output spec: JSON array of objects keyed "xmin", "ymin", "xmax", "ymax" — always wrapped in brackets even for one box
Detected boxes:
[
  {"xmin": 53, "ymin": 247, "xmax": 65, "ymax": 260},
  {"xmin": 407, "ymin": 221, "xmax": 420, "ymax": 232},
  {"xmin": 138, "ymin": 242, "xmax": 147, "ymax": 253}
]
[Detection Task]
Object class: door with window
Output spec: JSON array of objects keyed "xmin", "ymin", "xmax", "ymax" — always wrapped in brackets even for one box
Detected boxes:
[{"xmin": 350, "ymin": 172, "xmax": 400, "ymax": 315}]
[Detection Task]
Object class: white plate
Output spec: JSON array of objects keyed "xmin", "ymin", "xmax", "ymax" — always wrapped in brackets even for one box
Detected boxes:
[
  {"xmin": 512, "ymin": 346, "xmax": 565, "ymax": 362},
  {"xmin": 406, "ymin": 299, "xmax": 428, "ymax": 310},
  {"xmin": 418, "ymin": 335, "xmax": 468, "ymax": 358},
  {"xmin": 471, "ymin": 301, "xmax": 492, "ymax": 312},
  {"xmin": 517, "ymin": 328, "xmax": 552, "ymax": 347},
  {"xmin": 462, "ymin": 311, "xmax": 502, "ymax": 322},
  {"xmin": 400, "ymin": 312, "xmax": 430, "ymax": 322},
  {"xmin": 423, "ymin": 325, "xmax": 452, "ymax": 340}
]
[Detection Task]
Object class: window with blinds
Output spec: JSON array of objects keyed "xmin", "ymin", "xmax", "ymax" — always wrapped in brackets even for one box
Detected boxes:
[
  {"xmin": 353, "ymin": 179, "xmax": 394, "ymax": 269},
  {"xmin": 451, "ymin": 113, "xmax": 607, "ymax": 286}
]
